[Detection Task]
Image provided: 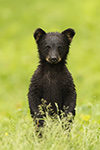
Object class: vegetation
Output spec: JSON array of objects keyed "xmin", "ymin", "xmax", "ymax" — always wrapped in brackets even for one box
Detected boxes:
[{"xmin": 0, "ymin": 0, "xmax": 100, "ymax": 149}]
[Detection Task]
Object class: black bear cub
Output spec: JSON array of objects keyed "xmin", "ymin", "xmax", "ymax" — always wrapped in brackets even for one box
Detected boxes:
[{"xmin": 28, "ymin": 28, "xmax": 76, "ymax": 127}]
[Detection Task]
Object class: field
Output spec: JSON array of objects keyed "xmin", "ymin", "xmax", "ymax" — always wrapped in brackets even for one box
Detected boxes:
[{"xmin": 0, "ymin": 0, "xmax": 100, "ymax": 149}]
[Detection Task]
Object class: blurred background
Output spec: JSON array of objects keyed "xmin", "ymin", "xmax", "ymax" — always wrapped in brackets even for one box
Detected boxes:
[{"xmin": 0, "ymin": 0, "xmax": 100, "ymax": 119}]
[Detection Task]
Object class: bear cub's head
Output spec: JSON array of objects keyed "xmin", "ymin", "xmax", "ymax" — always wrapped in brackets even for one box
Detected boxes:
[{"xmin": 34, "ymin": 28, "xmax": 75, "ymax": 64}]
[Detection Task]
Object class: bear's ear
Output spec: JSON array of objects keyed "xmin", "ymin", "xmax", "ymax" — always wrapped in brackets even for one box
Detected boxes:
[
  {"xmin": 34, "ymin": 28, "xmax": 46, "ymax": 43},
  {"xmin": 62, "ymin": 28, "xmax": 75, "ymax": 43}
]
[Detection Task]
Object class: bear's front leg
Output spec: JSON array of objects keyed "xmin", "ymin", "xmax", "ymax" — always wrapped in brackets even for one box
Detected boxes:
[
  {"xmin": 62, "ymin": 89, "xmax": 76, "ymax": 123},
  {"xmin": 28, "ymin": 83, "xmax": 44, "ymax": 127},
  {"xmin": 29, "ymin": 100, "xmax": 44, "ymax": 128}
]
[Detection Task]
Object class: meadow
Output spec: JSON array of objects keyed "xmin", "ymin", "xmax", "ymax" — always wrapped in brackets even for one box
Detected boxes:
[{"xmin": 0, "ymin": 0, "xmax": 100, "ymax": 149}]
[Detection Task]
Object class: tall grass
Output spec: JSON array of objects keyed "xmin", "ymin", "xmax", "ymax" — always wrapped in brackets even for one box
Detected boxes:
[{"xmin": 0, "ymin": 105, "xmax": 100, "ymax": 150}]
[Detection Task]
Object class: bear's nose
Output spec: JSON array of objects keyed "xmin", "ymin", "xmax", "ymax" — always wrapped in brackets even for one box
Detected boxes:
[{"xmin": 51, "ymin": 57, "xmax": 57, "ymax": 63}]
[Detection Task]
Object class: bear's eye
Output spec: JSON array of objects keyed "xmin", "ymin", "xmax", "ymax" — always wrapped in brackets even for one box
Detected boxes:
[
  {"xmin": 45, "ymin": 46, "xmax": 50, "ymax": 51},
  {"xmin": 58, "ymin": 46, "xmax": 63, "ymax": 51},
  {"xmin": 45, "ymin": 46, "xmax": 50, "ymax": 50}
]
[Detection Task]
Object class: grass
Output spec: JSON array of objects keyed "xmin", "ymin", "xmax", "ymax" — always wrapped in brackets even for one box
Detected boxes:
[
  {"xmin": 0, "ymin": 105, "xmax": 100, "ymax": 150},
  {"xmin": 0, "ymin": 0, "xmax": 100, "ymax": 149}
]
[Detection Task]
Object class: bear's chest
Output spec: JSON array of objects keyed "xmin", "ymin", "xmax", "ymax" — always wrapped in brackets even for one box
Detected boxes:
[{"xmin": 42, "ymin": 71, "xmax": 63, "ymax": 108}]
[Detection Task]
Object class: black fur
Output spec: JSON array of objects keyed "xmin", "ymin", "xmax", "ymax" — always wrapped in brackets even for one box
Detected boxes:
[{"xmin": 28, "ymin": 28, "xmax": 76, "ymax": 127}]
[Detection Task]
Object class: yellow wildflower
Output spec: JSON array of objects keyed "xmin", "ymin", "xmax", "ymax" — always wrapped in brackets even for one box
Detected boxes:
[
  {"xmin": 80, "ymin": 114, "xmax": 91, "ymax": 122},
  {"xmin": 5, "ymin": 132, "xmax": 8, "ymax": 136}
]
